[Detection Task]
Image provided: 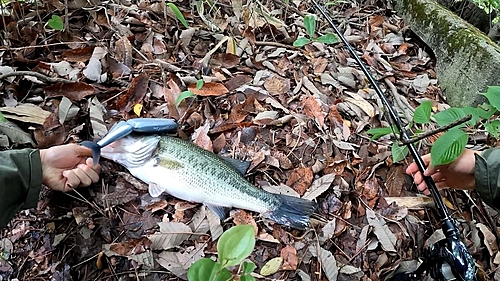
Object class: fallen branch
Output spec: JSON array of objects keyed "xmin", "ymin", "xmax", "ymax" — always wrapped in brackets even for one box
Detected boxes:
[
  {"xmin": 400, "ymin": 114, "xmax": 472, "ymax": 145},
  {"xmin": 0, "ymin": 71, "xmax": 75, "ymax": 84}
]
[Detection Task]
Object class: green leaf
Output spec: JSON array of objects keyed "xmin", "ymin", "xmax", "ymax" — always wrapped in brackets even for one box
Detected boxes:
[
  {"xmin": 485, "ymin": 120, "xmax": 500, "ymax": 139},
  {"xmin": 478, "ymin": 102, "xmax": 497, "ymax": 119},
  {"xmin": 242, "ymin": 261, "xmax": 256, "ymax": 275},
  {"xmin": 481, "ymin": 86, "xmax": 500, "ymax": 111},
  {"xmin": 365, "ymin": 127, "xmax": 392, "ymax": 140},
  {"xmin": 430, "ymin": 129, "xmax": 468, "ymax": 166},
  {"xmin": 413, "ymin": 101, "xmax": 432, "ymax": 124},
  {"xmin": 303, "ymin": 15, "xmax": 316, "ymax": 37},
  {"xmin": 175, "ymin": 91, "xmax": 195, "ymax": 107},
  {"xmin": 293, "ymin": 37, "xmax": 311, "ymax": 47},
  {"xmin": 391, "ymin": 142, "xmax": 409, "ymax": 162},
  {"xmin": 167, "ymin": 3, "xmax": 189, "ymax": 28},
  {"xmin": 461, "ymin": 106, "xmax": 482, "ymax": 126},
  {"xmin": 196, "ymin": 79, "xmax": 204, "ymax": 90},
  {"xmin": 433, "ymin": 107, "xmax": 466, "ymax": 127},
  {"xmin": 0, "ymin": 111, "xmax": 6, "ymax": 123},
  {"xmin": 47, "ymin": 15, "xmax": 64, "ymax": 30},
  {"xmin": 187, "ymin": 258, "xmax": 231, "ymax": 281},
  {"xmin": 316, "ymin": 34, "xmax": 338, "ymax": 44},
  {"xmin": 240, "ymin": 275, "xmax": 256, "ymax": 281},
  {"xmin": 218, "ymin": 225, "xmax": 256, "ymax": 268}
]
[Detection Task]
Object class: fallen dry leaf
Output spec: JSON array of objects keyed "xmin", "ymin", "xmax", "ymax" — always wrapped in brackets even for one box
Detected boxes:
[
  {"xmin": 188, "ymin": 82, "xmax": 229, "ymax": 96},
  {"xmin": 286, "ymin": 167, "xmax": 313, "ymax": 196},
  {"xmin": 280, "ymin": 245, "xmax": 298, "ymax": 270},
  {"xmin": 302, "ymin": 95, "xmax": 325, "ymax": 128},
  {"xmin": 44, "ymin": 82, "xmax": 95, "ymax": 101},
  {"xmin": 109, "ymin": 237, "xmax": 151, "ymax": 256},
  {"xmin": 116, "ymin": 73, "xmax": 149, "ymax": 112},
  {"xmin": 233, "ymin": 210, "xmax": 258, "ymax": 235}
]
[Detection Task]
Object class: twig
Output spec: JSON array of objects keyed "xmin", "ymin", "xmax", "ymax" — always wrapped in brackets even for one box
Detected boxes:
[
  {"xmin": 400, "ymin": 114, "xmax": 472, "ymax": 145},
  {"xmin": 254, "ymin": 41, "xmax": 298, "ymax": 50},
  {"xmin": 0, "ymin": 71, "xmax": 75, "ymax": 84}
]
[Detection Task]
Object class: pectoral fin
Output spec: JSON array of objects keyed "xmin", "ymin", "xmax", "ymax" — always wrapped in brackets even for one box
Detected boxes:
[
  {"xmin": 205, "ymin": 204, "xmax": 232, "ymax": 220},
  {"xmin": 149, "ymin": 182, "xmax": 164, "ymax": 198}
]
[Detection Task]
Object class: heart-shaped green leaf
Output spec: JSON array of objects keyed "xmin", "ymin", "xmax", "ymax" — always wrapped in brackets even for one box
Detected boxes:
[
  {"xmin": 413, "ymin": 100, "xmax": 432, "ymax": 124},
  {"xmin": 47, "ymin": 15, "xmax": 64, "ymax": 31},
  {"xmin": 391, "ymin": 142, "xmax": 409, "ymax": 162},
  {"xmin": 243, "ymin": 261, "xmax": 256, "ymax": 274},
  {"xmin": 430, "ymin": 128, "xmax": 468, "ymax": 166}
]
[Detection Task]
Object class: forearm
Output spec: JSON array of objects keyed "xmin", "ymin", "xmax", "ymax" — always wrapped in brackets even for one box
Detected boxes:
[
  {"xmin": 475, "ymin": 148, "xmax": 500, "ymax": 212},
  {"xmin": 0, "ymin": 148, "xmax": 42, "ymax": 228}
]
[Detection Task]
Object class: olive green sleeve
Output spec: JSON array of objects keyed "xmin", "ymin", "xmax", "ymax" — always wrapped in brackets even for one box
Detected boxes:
[
  {"xmin": 475, "ymin": 148, "xmax": 500, "ymax": 212},
  {"xmin": 0, "ymin": 148, "xmax": 42, "ymax": 228}
]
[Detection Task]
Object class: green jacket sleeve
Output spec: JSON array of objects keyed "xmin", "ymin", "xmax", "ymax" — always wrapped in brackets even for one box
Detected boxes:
[
  {"xmin": 475, "ymin": 148, "xmax": 500, "ymax": 212},
  {"xmin": 0, "ymin": 148, "xmax": 42, "ymax": 228}
]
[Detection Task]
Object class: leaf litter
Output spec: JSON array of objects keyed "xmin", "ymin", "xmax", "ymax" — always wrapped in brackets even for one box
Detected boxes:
[{"xmin": 0, "ymin": 0, "xmax": 495, "ymax": 281}]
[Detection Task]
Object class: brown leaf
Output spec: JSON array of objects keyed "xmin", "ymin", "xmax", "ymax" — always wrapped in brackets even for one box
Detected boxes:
[
  {"xmin": 328, "ymin": 105, "xmax": 344, "ymax": 131},
  {"xmin": 114, "ymin": 36, "xmax": 133, "ymax": 67},
  {"xmin": 302, "ymin": 95, "xmax": 325, "ymax": 128},
  {"xmin": 193, "ymin": 121, "xmax": 213, "ymax": 152},
  {"xmin": 233, "ymin": 210, "xmax": 258, "ymax": 235},
  {"xmin": 146, "ymin": 200, "xmax": 169, "ymax": 213},
  {"xmin": 280, "ymin": 245, "xmax": 298, "ymax": 270},
  {"xmin": 189, "ymin": 82, "xmax": 229, "ymax": 96},
  {"xmin": 228, "ymin": 94, "xmax": 255, "ymax": 123},
  {"xmin": 62, "ymin": 46, "xmax": 95, "ymax": 62},
  {"xmin": 44, "ymin": 82, "xmax": 95, "ymax": 101},
  {"xmin": 116, "ymin": 73, "xmax": 149, "ymax": 112},
  {"xmin": 286, "ymin": 167, "xmax": 313, "ymax": 196},
  {"xmin": 211, "ymin": 53, "xmax": 240, "ymax": 68},
  {"xmin": 385, "ymin": 166, "xmax": 404, "ymax": 197},
  {"xmin": 363, "ymin": 178, "xmax": 380, "ymax": 208},
  {"xmin": 108, "ymin": 57, "xmax": 131, "ymax": 79},
  {"xmin": 311, "ymin": 58, "xmax": 328, "ymax": 74},
  {"xmin": 109, "ymin": 237, "xmax": 152, "ymax": 256},
  {"xmin": 224, "ymin": 74, "xmax": 252, "ymax": 92},
  {"xmin": 263, "ymin": 76, "xmax": 290, "ymax": 95},
  {"xmin": 369, "ymin": 15, "xmax": 385, "ymax": 28}
]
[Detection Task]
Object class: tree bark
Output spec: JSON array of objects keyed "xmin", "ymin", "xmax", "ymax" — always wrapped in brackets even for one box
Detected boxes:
[{"xmin": 435, "ymin": 0, "xmax": 496, "ymax": 33}]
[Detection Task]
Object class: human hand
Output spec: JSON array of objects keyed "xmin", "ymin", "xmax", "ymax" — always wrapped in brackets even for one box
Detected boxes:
[
  {"xmin": 39, "ymin": 144, "xmax": 101, "ymax": 192},
  {"xmin": 405, "ymin": 149, "xmax": 479, "ymax": 195}
]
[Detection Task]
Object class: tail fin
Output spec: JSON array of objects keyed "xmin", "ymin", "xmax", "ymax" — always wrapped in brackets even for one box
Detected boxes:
[{"xmin": 266, "ymin": 194, "xmax": 318, "ymax": 230}]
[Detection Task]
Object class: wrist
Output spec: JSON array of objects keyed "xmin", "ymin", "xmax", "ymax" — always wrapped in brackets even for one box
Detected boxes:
[{"xmin": 39, "ymin": 149, "xmax": 48, "ymax": 186}]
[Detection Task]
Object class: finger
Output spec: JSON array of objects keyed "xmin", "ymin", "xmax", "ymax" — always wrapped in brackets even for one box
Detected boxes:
[
  {"xmin": 405, "ymin": 163, "xmax": 419, "ymax": 175},
  {"xmin": 62, "ymin": 170, "xmax": 81, "ymax": 191},
  {"xmin": 86, "ymin": 158, "xmax": 101, "ymax": 171},
  {"xmin": 73, "ymin": 167, "xmax": 93, "ymax": 186},
  {"xmin": 413, "ymin": 172, "xmax": 425, "ymax": 185},
  {"xmin": 430, "ymin": 172, "xmax": 445, "ymax": 183},
  {"xmin": 72, "ymin": 145, "xmax": 93, "ymax": 158},
  {"xmin": 77, "ymin": 164, "xmax": 100, "ymax": 183}
]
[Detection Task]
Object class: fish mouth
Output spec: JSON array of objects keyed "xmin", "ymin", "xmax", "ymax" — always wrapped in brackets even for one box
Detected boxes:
[
  {"xmin": 100, "ymin": 135, "xmax": 161, "ymax": 168},
  {"xmin": 81, "ymin": 118, "xmax": 178, "ymax": 163}
]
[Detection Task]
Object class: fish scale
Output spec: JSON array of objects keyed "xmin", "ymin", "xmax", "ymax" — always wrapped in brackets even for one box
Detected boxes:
[
  {"xmin": 101, "ymin": 134, "xmax": 317, "ymax": 230},
  {"xmin": 157, "ymin": 136, "xmax": 277, "ymax": 213}
]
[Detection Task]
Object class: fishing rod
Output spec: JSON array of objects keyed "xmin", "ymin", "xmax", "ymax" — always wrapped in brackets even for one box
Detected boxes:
[{"xmin": 310, "ymin": 1, "xmax": 476, "ymax": 280}]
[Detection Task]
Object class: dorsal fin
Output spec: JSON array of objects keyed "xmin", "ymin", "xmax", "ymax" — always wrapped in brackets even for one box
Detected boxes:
[{"xmin": 221, "ymin": 157, "xmax": 251, "ymax": 176}]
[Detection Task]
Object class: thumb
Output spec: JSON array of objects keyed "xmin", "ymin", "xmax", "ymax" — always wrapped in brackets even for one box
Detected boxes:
[{"xmin": 73, "ymin": 144, "xmax": 93, "ymax": 157}]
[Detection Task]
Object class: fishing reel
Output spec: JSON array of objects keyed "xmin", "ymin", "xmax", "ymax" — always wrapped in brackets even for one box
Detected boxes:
[{"xmin": 395, "ymin": 219, "xmax": 476, "ymax": 281}]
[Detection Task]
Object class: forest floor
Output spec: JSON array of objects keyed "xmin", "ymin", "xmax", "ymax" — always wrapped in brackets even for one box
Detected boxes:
[{"xmin": 0, "ymin": 0, "xmax": 498, "ymax": 280}]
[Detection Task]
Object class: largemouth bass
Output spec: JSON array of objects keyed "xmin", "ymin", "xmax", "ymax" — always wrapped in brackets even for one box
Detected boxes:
[{"xmin": 101, "ymin": 134, "xmax": 317, "ymax": 230}]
